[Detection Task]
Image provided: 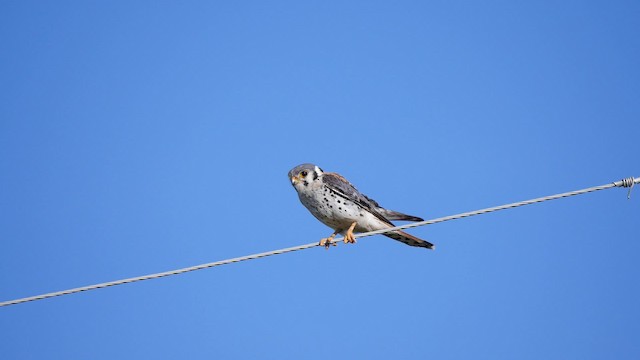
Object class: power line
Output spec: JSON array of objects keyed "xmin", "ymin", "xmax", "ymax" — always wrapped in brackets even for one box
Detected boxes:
[{"xmin": 1, "ymin": 176, "xmax": 636, "ymax": 308}]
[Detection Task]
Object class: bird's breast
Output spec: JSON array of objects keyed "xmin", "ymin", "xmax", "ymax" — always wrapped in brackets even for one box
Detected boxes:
[{"xmin": 297, "ymin": 185, "xmax": 380, "ymax": 232}]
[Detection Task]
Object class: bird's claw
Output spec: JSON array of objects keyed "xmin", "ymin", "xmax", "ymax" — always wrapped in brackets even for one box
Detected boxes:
[
  {"xmin": 343, "ymin": 222, "xmax": 357, "ymax": 244},
  {"xmin": 319, "ymin": 223, "xmax": 357, "ymax": 249},
  {"xmin": 319, "ymin": 236, "xmax": 337, "ymax": 250},
  {"xmin": 343, "ymin": 232, "xmax": 357, "ymax": 244}
]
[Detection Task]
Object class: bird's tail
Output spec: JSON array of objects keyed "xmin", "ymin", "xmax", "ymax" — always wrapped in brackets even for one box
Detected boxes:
[{"xmin": 384, "ymin": 230, "xmax": 435, "ymax": 250}]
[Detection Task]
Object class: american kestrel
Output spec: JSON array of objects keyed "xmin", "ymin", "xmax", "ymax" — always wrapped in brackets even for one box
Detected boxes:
[{"xmin": 288, "ymin": 163, "xmax": 434, "ymax": 249}]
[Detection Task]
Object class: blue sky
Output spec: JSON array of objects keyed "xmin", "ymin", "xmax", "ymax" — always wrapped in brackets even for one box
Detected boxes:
[{"xmin": 1, "ymin": 1, "xmax": 639, "ymax": 359}]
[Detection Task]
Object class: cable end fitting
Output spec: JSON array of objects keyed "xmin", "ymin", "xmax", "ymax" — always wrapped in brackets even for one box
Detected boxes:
[{"xmin": 616, "ymin": 176, "xmax": 637, "ymax": 199}]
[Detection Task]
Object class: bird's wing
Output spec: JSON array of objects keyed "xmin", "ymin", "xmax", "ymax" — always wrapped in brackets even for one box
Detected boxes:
[
  {"xmin": 323, "ymin": 174, "xmax": 424, "ymax": 222},
  {"xmin": 361, "ymin": 194, "xmax": 424, "ymax": 221},
  {"xmin": 322, "ymin": 172, "xmax": 394, "ymax": 226},
  {"xmin": 375, "ymin": 208, "xmax": 424, "ymax": 222}
]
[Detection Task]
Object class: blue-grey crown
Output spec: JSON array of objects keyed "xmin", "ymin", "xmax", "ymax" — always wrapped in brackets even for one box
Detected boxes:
[{"xmin": 288, "ymin": 163, "xmax": 321, "ymax": 178}]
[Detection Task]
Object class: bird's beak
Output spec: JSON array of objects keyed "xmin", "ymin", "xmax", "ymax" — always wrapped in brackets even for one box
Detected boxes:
[{"xmin": 290, "ymin": 175, "xmax": 300, "ymax": 185}]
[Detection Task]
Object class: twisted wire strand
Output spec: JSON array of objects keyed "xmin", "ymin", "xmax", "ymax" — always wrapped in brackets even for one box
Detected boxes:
[{"xmin": 1, "ymin": 176, "xmax": 637, "ymax": 308}]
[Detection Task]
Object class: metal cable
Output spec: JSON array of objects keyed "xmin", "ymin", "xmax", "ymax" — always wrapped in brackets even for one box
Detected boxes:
[{"xmin": 1, "ymin": 176, "xmax": 637, "ymax": 308}]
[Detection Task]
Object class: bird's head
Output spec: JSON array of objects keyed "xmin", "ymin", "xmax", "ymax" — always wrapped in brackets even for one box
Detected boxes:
[{"xmin": 288, "ymin": 163, "xmax": 324, "ymax": 189}]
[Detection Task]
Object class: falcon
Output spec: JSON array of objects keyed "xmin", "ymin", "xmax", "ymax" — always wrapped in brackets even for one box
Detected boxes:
[{"xmin": 288, "ymin": 163, "xmax": 434, "ymax": 249}]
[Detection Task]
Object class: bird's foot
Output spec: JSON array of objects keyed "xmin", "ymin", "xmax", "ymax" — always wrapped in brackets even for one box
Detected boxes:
[
  {"xmin": 319, "ymin": 235, "xmax": 337, "ymax": 250},
  {"xmin": 343, "ymin": 222, "xmax": 357, "ymax": 244}
]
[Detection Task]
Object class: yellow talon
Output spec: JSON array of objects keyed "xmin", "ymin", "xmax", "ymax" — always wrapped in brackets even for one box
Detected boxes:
[
  {"xmin": 319, "ymin": 234, "xmax": 337, "ymax": 249},
  {"xmin": 343, "ymin": 222, "xmax": 357, "ymax": 244}
]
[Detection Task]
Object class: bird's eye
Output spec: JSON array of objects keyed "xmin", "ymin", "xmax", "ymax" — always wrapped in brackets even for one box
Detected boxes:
[{"xmin": 300, "ymin": 171, "xmax": 308, "ymax": 177}]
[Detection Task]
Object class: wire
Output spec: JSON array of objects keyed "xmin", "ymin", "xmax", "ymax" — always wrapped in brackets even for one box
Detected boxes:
[{"xmin": 1, "ymin": 176, "xmax": 637, "ymax": 308}]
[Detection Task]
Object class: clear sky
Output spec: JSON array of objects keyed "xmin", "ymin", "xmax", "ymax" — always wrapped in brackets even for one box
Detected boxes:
[{"xmin": 1, "ymin": 1, "xmax": 639, "ymax": 359}]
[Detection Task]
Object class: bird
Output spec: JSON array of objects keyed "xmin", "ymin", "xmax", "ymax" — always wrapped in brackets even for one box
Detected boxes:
[{"xmin": 288, "ymin": 163, "xmax": 434, "ymax": 250}]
